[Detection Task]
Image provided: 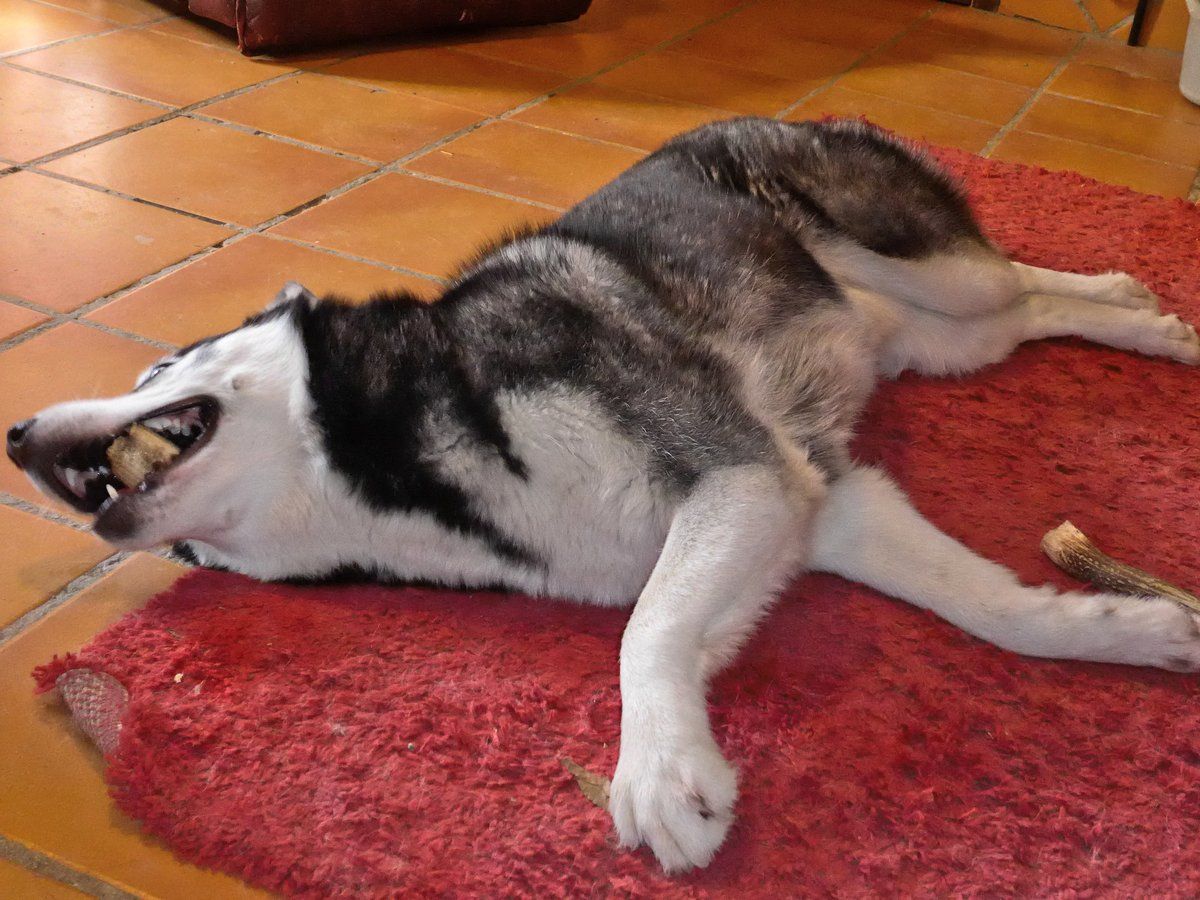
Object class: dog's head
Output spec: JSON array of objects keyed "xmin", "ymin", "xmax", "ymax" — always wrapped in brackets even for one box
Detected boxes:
[{"xmin": 6, "ymin": 283, "xmax": 319, "ymax": 551}]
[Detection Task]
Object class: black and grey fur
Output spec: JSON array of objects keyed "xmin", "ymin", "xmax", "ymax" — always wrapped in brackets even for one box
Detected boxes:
[{"xmin": 9, "ymin": 118, "xmax": 1199, "ymax": 873}]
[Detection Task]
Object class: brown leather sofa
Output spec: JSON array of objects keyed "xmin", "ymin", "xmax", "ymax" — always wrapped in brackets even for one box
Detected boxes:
[{"xmin": 182, "ymin": 0, "xmax": 593, "ymax": 54}]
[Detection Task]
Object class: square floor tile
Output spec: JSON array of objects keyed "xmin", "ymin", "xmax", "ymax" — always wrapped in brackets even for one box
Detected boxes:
[
  {"xmin": 887, "ymin": 6, "xmax": 1079, "ymax": 86},
  {"xmin": 722, "ymin": 0, "xmax": 926, "ymax": 51},
  {"xmin": 447, "ymin": 22, "xmax": 649, "ymax": 77},
  {"xmin": 0, "ymin": 302, "xmax": 49, "ymax": 341},
  {"xmin": 595, "ymin": 49, "xmax": 814, "ymax": 116},
  {"xmin": 0, "ymin": 0, "xmax": 108, "ymax": 55},
  {"xmin": 1016, "ymin": 93, "xmax": 1200, "ymax": 167},
  {"xmin": 0, "ymin": 66, "xmax": 162, "ymax": 162},
  {"xmin": 0, "ymin": 857, "xmax": 87, "ymax": 899},
  {"xmin": 203, "ymin": 73, "xmax": 482, "ymax": 163},
  {"xmin": 270, "ymin": 174, "xmax": 551, "ymax": 278},
  {"xmin": 0, "ymin": 171, "xmax": 230, "ymax": 311},
  {"xmin": 0, "ymin": 554, "xmax": 273, "ymax": 898},
  {"xmin": 1048, "ymin": 61, "xmax": 1200, "ymax": 124},
  {"xmin": 13, "ymin": 29, "xmax": 289, "ymax": 106},
  {"xmin": 39, "ymin": 0, "xmax": 165, "ymax": 25},
  {"xmin": 44, "ymin": 117, "xmax": 371, "ymax": 227},
  {"xmin": 673, "ymin": 23, "xmax": 861, "ymax": 80},
  {"xmin": 405, "ymin": 121, "xmax": 643, "ymax": 208},
  {"xmin": 320, "ymin": 47, "xmax": 565, "ymax": 117},
  {"xmin": 990, "ymin": 130, "xmax": 1197, "ymax": 198},
  {"xmin": 786, "ymin": 86, "xmax": 997, "ymax": 153},
  {"xmin": 445, "ymin": 0, "xmax": 742, "ymax": 77},
  {"xmin": 839, "ymin": 56, "xmax": 1033, "ymax": 125},
  {"xmin": 514, "ymin": 84, "xmax": 728, "ymax": 151},
  {"xmin": 0, "ymin": 506, "xmax": 109, "ymax": 628},
  {"xmin": 88, "ymin": 235, "xmax": 440, "ymax": 346},
  {"xmin": 1074, "ymin": 36, "xmax": 1182, "ymax": 81},
  {"xmin": 0, "ymin": 323, "xmax": 164, "ymax": 507}
]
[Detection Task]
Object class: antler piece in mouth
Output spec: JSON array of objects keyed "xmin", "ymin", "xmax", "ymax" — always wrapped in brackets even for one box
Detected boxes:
[
  {"xmin": 1042, "ymin": 520, "xmax": 1200, "ymax": 615},
  {"xmin": 107, "ymin": 423, "xmax": 179, "ymax": 488}
]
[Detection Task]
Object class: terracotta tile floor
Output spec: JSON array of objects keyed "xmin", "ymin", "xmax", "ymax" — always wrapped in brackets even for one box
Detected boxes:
[{"xmin": 1, "ymin": 0, "xmax": 1196, "ymax": 894}]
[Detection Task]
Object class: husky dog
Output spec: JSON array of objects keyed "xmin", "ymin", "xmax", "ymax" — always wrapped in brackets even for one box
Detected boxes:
[{"xmin": 9, "ymin": 118, "xmax": 1200, "ymax": 872}]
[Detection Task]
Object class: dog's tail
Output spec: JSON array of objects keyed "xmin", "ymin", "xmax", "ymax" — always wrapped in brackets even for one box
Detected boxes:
[{"xmin": 808, "ymin": 466, "xmax": 1200, "ymax": 671}]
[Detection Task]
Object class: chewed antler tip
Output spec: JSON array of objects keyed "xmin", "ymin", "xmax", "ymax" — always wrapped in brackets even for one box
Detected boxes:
[{"xmin": 1042, "ymin": 520, "xmax": 1200, "ymax": 615}]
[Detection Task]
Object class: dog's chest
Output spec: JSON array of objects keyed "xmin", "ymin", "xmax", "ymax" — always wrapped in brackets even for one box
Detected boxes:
[{"xmin": 434, "ymin": 391, "xmax": 676, "ymax": 605}]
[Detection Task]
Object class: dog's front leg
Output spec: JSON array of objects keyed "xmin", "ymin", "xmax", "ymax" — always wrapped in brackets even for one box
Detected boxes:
[{"xmin": 610, "ymin": 463, "xmax": 812, "ymax": 872}]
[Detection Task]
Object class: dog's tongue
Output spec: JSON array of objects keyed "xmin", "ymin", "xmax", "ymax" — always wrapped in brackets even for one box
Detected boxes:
[{"xmin": 107, "ymin": 424, "xmax": 179, "ymax": 488}]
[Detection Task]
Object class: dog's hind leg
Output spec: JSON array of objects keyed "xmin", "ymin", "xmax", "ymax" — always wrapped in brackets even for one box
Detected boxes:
[
  {"xmin": 1017, "ymin": 293, "xmax": 1199, "ymax": 363},
  {"xmin": 818, "ymin": 243, "xmax": 1162, "ymax": 322},
  {"xmin": 610, "ymin": 461, "xmax": 815, "ymax": 872},
  {"xmin": 814, "ymin": 240, "xmax": 1024, "ymax": 318},
  {"xmin": 810, "ymin": 466, "xmax": 1200, "ymax": 671},
  {"xmin": 869, "ymin": 289, "xmax": 1200, "ymax": 377},
  {"xmin": 1013, "ymin": 261, "xmax": 1161, "ymax": 311}
]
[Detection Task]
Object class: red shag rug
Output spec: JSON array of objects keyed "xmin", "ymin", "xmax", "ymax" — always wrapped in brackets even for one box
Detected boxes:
[{"xmin": 35, "ymin": 143, "xmax": 1200, "ymax": 898}]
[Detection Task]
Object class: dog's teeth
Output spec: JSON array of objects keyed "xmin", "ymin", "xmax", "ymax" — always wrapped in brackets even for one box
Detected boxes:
[
  {"xmin": 106, "ymin": 483, "xmax": 119, "ymax": 500},
  {"xmin": 60, "ymin": 466, "xmax": 87, "ymax": 497},
  {"xmin": 142, "ymin": 416, "xmax": 170, "ymax": 432}
]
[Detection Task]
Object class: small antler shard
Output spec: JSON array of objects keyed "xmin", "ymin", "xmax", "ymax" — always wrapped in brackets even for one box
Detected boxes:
[{"xmin": 1042, "ymin": 521, "xmax": 1200, "ymax": 615}]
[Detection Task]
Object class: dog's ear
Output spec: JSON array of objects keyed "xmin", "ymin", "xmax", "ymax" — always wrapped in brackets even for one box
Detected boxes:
[{"xmin": 268, "ymin": 281, "xmax": 318, "ymax": 311}]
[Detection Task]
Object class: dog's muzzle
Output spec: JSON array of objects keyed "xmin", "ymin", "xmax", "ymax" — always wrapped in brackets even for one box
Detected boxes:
[{"xmin": 5, "ymin": 398, "xmax": 220, "ymax": 517}]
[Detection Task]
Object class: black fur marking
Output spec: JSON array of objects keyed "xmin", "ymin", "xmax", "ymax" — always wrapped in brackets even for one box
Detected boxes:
[
  {"xmin": 297, "ymin": 293, "xmax": 539, "ymax": 568},
  {"xmin": 171, "ymin": 541, "xmax": 203, "ymax": 566},
  {"xmin": 272, "ymin": 561, "xmax": 520, "ymax": 594}
]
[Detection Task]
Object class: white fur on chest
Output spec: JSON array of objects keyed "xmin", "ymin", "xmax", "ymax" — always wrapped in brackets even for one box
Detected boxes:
[
  {"xmin": 191, "ymin": 389, "xmax": 673, "ymax": 604},
  {"xmin": 432, "ymin": 390, "xmax": 675, "ymax": 605}
]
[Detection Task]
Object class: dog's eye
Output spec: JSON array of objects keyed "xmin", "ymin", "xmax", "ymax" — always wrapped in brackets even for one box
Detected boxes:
[{"xmin": 135, "ymin": 361, "xmax": 174, "ymax": 390}]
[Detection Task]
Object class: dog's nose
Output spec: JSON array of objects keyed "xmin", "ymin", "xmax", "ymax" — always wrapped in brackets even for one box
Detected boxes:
[{"xmin": 6, "ymin": 418, "xmax": 34, "ymax": 468}]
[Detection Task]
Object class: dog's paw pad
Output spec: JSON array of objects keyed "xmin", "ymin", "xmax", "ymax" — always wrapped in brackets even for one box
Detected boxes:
[{"xmin": 610, "ymin": 741, "xmax": 737, "ymax": 873}]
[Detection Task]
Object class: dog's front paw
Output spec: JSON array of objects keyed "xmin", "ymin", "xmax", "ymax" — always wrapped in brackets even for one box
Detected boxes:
[
  {"xmin": 1124, "ymin": 310, "xmax": 1200, "ymax": 364},
  {"xmin": 609, "ymin": 736, "xmax": 737, "ymax": 873},
  {"xmin": 1113, "ymin": 596, "xmax": 1200, "ymax": 672}
]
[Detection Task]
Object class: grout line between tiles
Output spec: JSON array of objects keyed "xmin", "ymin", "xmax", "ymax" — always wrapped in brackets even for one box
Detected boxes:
[
  {"xmin": 1105, "ymin": 13, "xmax": 1135, "ymax": 36},
  {"xmin": 260, "ymin": 232, "xmax": 450, "ymax": 284},
  {"xmin": 0, "ymin": 317, "xmax": 61, "ymax": 354},
  {"xmin": 183, "ymin": 111, "xmax": 383, "ymax": 166},
  {"xmin": 20, "ymin": 0, "xmax": 120, "ymax": 23},
  {"xmin": 0, "ymin": 293, "xmax": 56, "ymax": 313},
  {"xmin": 0, "ymin": 0, "xmax": 767, "ymax": 526},
  {"xmin": 0, "ymin": 552, "xmax": 130, "ymax": 648},
  {"xmin": 0, "ymin": 5, "xmax": 179, "ymax": 62},
  {"xmin": 20, "ymin": 164, "xmax": 236, "ymax": 226},
  {"xmin": 773, "ymin": 7, "xmax": 937, "ymax": 119},
  {"xmin": 0, "ymin": 57, "xmax": 179, "ymax": 106},
  {"xmin": 392, "ymin": 168, "xmax": 567, "ymax": 211},
  {"xmin": 0, "ymin": 835, "xmax": 136, "ymax": 900},
  {"xmin": 0, "ymin": 0, "xmax": 765, "ymax": 347},
  {"xmin": 0, "ymin": 491, "xmax": 91, "ymax": 530},
  {"xmin": 8, "ymin": 67, "xmax": 303, "ymax": 169},
  {"xmin": 979, "ymin": 33, "xmax": 1086, "ymax": 157},
  {"xmin": 0, "ymin": 22, "xmax": 125, "ymax": 61},
  {"xmin": 495, "ymin": 117, "xmax": 649, "ymax": 154},
  {"xmin": 1073, "ymin": 0, "xmax": 1102, "ymax": 34}
]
